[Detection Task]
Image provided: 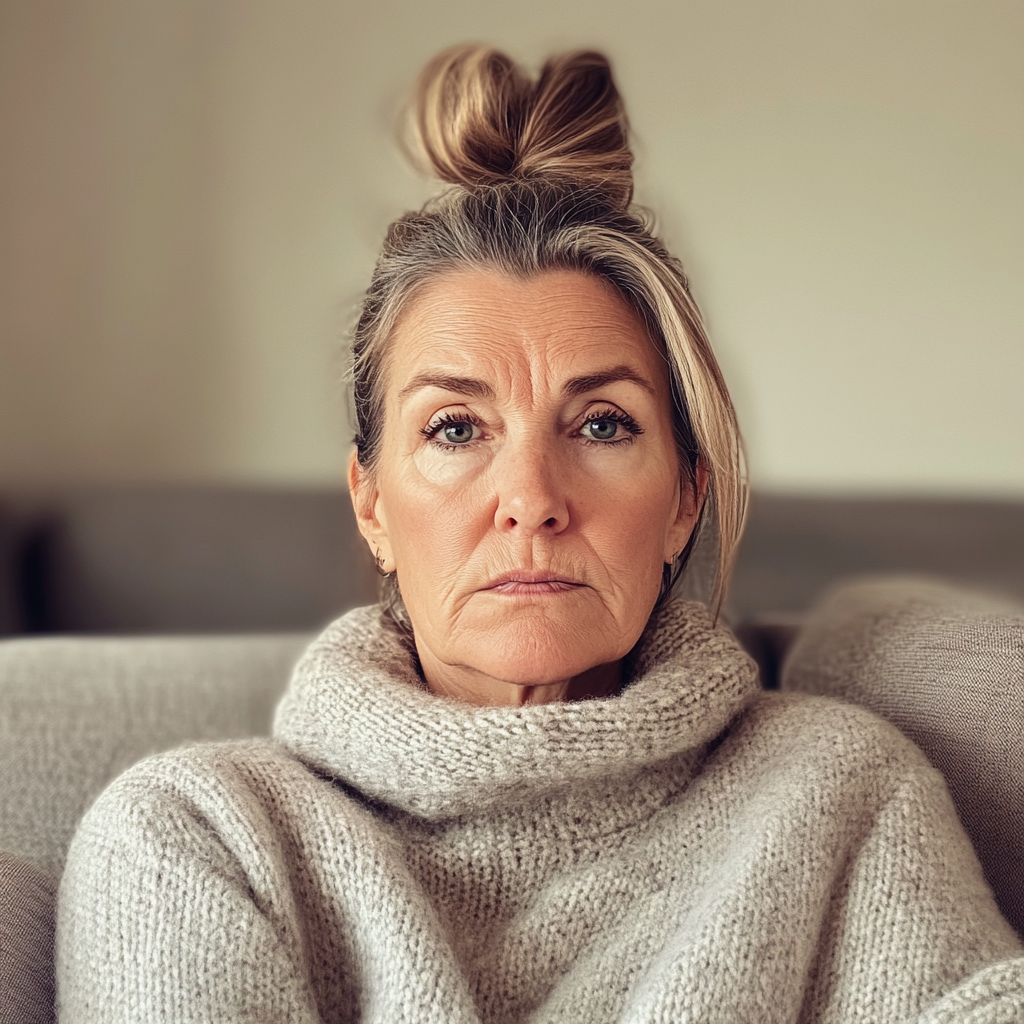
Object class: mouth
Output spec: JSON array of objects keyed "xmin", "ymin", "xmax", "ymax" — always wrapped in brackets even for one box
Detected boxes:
[{"xmin": 483, "ymin": 571, "xmax": 586, "ymax": 596}]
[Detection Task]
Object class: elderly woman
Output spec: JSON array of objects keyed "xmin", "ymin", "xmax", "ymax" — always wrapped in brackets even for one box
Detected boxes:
[{"xmin": 58, "ymin": 47, "xmax": 1022, "ymax": 1023}]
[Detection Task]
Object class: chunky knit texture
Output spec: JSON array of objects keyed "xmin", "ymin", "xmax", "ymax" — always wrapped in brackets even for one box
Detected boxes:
[{"xmin": 57, "ymin": 602, "xmax": 1024, "ymax": 1023}]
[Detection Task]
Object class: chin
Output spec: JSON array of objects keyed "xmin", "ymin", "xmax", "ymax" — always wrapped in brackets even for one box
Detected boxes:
[{"xmin": 463, "ymin": 613, "xmax": 623, "ymax": 686}]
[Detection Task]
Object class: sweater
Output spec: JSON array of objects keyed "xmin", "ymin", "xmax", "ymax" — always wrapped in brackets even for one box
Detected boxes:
[{"xmin": 56, "ymin": 601, "xmax": 1024, "ymax": 1023}]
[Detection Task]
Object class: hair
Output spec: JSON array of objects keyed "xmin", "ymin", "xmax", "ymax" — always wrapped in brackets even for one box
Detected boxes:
[{"xmin": 352, "ymin": 45, "xmax": 747, "ymax": 618}]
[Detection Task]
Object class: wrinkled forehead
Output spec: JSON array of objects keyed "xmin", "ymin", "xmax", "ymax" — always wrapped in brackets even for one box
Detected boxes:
[{"xmin": 383, "ymin": 267, "xmax": 670, "ymax": 405}]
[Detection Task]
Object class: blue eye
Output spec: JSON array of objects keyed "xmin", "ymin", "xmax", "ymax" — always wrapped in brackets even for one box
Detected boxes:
[
  {"xmin": 421, "ymin": 414, "xmax": 481, "ymax": 448},
  {"xmin": 442, "ymin": 421, "xmax": 475, "ymax": 444},
  {"xmin": 584, "ymin": 418, "xmax": 619, "ymax": 441},
  {"xmin": 580, "ymin": 409, "xmax": 643, "ymax": 444}
]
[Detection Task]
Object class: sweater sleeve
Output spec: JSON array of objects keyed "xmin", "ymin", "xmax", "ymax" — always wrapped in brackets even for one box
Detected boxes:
[
  {"xmin": 809, "ymin": 747, "xmax": 1024, "ymax": 1024},
  {"xmin": 917, "ymin": 958, "xmax": 1024, "ymax": 1024},
  {"xmin": 56, "ymin": 745, "xmax": 324, "ymax": 1024}
]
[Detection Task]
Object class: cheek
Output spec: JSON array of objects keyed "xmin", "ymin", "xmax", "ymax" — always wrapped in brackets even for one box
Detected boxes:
[
  {"xmin": 412, "ymin": 444, "xmax": 488, "ymax": 487},
  {"xmin": 576, "ymin": 452, "xmax": 680, "ymax": 552},
  {"xmin": 379, "ymin": 454, "xmax": 490, "ymax": 586}
]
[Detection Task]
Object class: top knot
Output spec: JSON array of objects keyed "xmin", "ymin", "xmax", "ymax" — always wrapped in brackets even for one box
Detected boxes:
[{"xmin": 410, "ymin": 45, "xmax": 634, "ymax": 210}]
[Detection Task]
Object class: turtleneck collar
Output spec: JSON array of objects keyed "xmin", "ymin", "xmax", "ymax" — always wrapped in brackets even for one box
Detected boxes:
[{"xmin": 273, "ymin": 600, "xmax": 759, "ymax": 820}]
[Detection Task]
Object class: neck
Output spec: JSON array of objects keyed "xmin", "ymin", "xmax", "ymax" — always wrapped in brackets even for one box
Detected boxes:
[{"xmin": 420, "ymin": 658, "xmax": 623, "ymax": 707}]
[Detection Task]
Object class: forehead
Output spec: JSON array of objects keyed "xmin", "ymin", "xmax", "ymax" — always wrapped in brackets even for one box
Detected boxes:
[{"xmin": 386, "ymin": 268, "xmax": 666, "ymax": 390}]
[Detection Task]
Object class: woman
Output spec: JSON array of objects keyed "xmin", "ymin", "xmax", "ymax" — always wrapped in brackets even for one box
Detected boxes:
[{"xmin": 58, "ymin": 47, "xmax": 1022, "ymax": 1022}]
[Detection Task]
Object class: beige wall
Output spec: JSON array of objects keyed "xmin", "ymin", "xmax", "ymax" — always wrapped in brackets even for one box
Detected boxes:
[{"xmin": 1, "ymin": 0, "xmax": 1021, "ymax": 495}]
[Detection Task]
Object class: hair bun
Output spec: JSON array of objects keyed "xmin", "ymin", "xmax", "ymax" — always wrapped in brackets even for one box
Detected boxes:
[{"xmin": 410, "ymin": 45, "xmax": 634, "ymax": 209}]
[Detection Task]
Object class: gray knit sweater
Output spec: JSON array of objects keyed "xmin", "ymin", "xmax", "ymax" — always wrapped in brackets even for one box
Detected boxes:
[{"xmin": 57, "ymin": 602, "xmax": 1023, "ymax": 1023}]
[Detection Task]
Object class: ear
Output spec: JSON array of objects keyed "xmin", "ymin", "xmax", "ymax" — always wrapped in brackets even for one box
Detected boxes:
[
  {"xmin": 664, "ymin": 461, "xmax": 709, "ymax": 562},
  {"xmin": 347, "ymin": 448, "xmax": 395, "ymax": 573}
]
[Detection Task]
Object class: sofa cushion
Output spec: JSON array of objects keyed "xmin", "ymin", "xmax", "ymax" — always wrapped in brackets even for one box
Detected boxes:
[
  {"xmin": 730, "ymin": 494, "xmax": 1024, "ymax": 621},
  {"xmin": 780, "ymin": 576, "xmax": 1023, "ymax": 938},
  {"xmin": 0, "ymin": 633, "xmax": 312, "ymax": 882},
  {"xmin": 14, "ymin": 486, "xmax": 378, "ymax": 633},
  {"xmin": 0, "ymin": 850, "xmax": 56, "ymax": 1024}
]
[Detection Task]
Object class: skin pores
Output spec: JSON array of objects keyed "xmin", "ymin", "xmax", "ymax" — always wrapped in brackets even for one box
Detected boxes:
[{"xmin": 349, "ymin": 268, "xmax": 700, "ymax": 707}]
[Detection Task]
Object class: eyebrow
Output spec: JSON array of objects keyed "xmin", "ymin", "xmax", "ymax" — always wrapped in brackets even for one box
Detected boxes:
[
  {"xmin": 397, "ymin": 374, "xmax": 496, "ymax": 403},
  {"xmin": 561, "ymin": 365, "xmax": 656, "ymax": 398}
]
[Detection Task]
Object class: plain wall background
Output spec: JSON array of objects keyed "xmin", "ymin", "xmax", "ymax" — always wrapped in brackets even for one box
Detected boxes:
[{"xmin": 1, "ymin": 0, "xmax": 1021, "ymax": 495}]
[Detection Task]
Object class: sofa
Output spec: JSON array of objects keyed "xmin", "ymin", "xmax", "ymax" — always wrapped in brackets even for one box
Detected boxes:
[{"xmin": 1, "ymin": 487, "xmax": 1023, "ymax": 1023}]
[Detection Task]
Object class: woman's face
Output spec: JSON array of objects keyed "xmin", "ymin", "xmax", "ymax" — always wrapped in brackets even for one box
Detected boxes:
[{"xmin": 350, "ymin": 268, "xmax": 700, "ymax": 705}]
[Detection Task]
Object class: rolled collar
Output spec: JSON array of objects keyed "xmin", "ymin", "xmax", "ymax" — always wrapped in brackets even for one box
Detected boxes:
[{"xmin": 273, "ymin": 601, "xmax": 759, "ymax": 820}]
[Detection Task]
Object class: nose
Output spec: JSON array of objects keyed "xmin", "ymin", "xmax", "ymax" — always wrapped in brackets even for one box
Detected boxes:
[{"xmin": 492, "ymin": 437, "xmax": 569, "ymax": 535}]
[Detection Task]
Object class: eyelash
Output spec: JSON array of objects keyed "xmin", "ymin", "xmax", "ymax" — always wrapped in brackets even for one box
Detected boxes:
[{"xmin": 420, "ymin": 408, "xmax": 644, "ymax": 450}]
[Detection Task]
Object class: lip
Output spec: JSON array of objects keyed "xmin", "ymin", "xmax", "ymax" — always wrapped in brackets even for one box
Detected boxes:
[{"xmin": 483, "ymin": 571, "xmax": 586, "ymax": 595}]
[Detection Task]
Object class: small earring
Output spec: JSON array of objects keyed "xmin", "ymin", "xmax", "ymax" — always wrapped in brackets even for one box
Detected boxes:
[{"xmin": 374, "ymin": 548, "xmax": 393, "ymax": 578}]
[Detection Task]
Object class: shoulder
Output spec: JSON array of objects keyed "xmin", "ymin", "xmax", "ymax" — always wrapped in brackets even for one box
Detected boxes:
[
  {"xmin": 738, "ymin": 688, "xmax": 924, "ymax": 759},
  {"xmin": 720, "ymin": 689, "xmax": 943, "ymax": 809},
  {"xmin": 57, "ymin": 745, "xmax": 343, "ymax": 1020},
  {"xmin": 85, "ymin": 736, "xmax": 307, "ymax": 809},
  {"xmin": 66, "ymin": 739, "xmax": 328, "ymax": 874},
  {"xmin": 689, "ymin": 692, "xmax": 992, "ymax": 895}
]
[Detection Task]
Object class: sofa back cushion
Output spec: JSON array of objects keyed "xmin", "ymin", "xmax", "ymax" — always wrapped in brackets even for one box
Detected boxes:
[
  {"xmin": 730, "ymin": 494, "xmax": 1024, "ymax": 621},
  {"xmin": 14, "ymin": 487, "xmax": 377, "ymax": 633},
  {"xmin": 0, "ymin": 633, "xmax": 311, "ymax": 881},
  {"xmin": 780, "ymin": 576, "xmax": 1023, "ymax": 938}
]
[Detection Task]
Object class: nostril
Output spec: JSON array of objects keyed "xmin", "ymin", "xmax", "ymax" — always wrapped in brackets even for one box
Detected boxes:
[{"xmin": 543, "ymin": 517, "xmax": 558, "ymax": 528}]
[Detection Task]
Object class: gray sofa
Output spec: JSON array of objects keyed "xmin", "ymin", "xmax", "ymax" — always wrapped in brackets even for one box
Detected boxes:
[{"xmin": 1, "ymin": 488, "xmax": 1023, "ymax": 1023}]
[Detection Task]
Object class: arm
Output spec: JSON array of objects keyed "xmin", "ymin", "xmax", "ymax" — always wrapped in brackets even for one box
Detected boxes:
[
  {"xmin": 918, "ymin": 958, "xmax": 1024, "ymax": 1024},
  {"xmin": 56, "ymin": 745, "xmax": 323, "ymax": 1024},
  {"xmin": 808, "ymin": 753, "xmax": 1023, "ymax": 1024}
]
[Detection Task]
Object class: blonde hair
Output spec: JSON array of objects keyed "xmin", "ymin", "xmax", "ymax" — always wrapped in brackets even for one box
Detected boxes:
[{"xmin": 353, "ymin": 45, "xmax": 747, "ymax": 616}]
